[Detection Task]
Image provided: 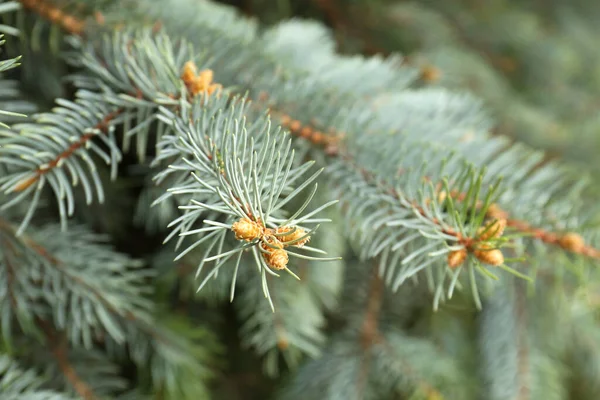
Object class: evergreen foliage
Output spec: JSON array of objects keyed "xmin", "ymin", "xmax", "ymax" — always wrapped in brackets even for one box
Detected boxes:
[{"xmin": 0, "ymin": 0, "xmax": 598, "ymax": 399}]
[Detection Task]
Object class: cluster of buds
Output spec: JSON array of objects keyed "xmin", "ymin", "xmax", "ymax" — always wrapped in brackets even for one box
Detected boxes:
[
  {"xmin": 181, "ymin": 61, "xmax": 222, "ymax": 98},
  {"xmin": 231, "ymin": 217, "xmax": 310, "ymax": 270},
  {"xmin": 447, "ymin": 218, "xmax": 507, "ymax": 269}
]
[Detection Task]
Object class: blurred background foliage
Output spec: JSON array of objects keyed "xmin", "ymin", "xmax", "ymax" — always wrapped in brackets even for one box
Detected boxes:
[{"xmin": 217, "ymin": 0, "xmax": 600, "ymax": 182}]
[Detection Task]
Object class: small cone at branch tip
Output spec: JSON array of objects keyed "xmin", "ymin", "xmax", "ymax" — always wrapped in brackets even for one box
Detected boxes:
[
  {"xmin": 180, "ymin": 62, "xmax": 220, "ymax": 97},
  {"xmin": 559, "ymin": 232, "xmax": 585, "ymax": 252},
  {"xmin": 420, "ymin": 65, "xmax": 442, "ymax": 82},
  {"xmin": 474, "ymin": 244, "xmax": 504, "ymax": 266},
  {"xmin": 261, "ymin": 238, "xmax": 289, "ymax": 270},
  {"xmin": 423, "ymin": 388, "xmax": 443, "ymax": 400},
  {"xmin": 447, "ymin": 248, "xmax": 467, "ymax": 269},
  {"xmin": 197, "ymin": 69, "xmax": 214, "ymax": 86},
  {"xmin": 232, "ymin": 218, "xmax": 263, "ymax": 242},
  {"xmin": 277, "ymin": 336, "xmax": 289, "ymax": 350},
  {"xmin": 181, "ymin": 61, "xmax": 197, "ymax": 83},
  {"xmin": 477, "ymin": 218, "xmax": 507, "ymax": 240},
  {"xmin": 48, "ymin": 8, "xmax": 63, "ymax": 22},
  {"xmin": 437, "ymin": 191, "xmax": 447, "ymax": 203},
  {"xmin": 486, "ymin": 203, "xmax": 507, "ymax": 220},
  {"xmin": 276, "ymin": 226, "xmax": 310, "ymax": 247},
  {"xmin": 94, "ymin": 11, "xmax": 105, "ymax": 25}
]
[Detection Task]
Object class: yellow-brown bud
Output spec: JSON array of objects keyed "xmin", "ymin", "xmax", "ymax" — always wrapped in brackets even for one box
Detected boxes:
[
  {"xmin": 261, "ymin": 238, "xmax": 288, "ymax": 270},
  {"xmin": 559, "ymin": 232, "xmax": 585, "ymax": 253},
  {"xmin": 486, "ymin": 203, "xmax": 507, "ymax": 220},
  {"xmin": 232, "ymin": 218, "xmax": 263, "ymax": 242},
  {"xmin": 437, "ymin": 191, "xmax": 447, "ymax": 203},
  {"xmin": 474, "ymin": 245, "xmax": 504, "ymax": 266},
  {"xmin": 477, "ymin": 219, "xmax": 507, "ymax": 240},
  {"xmin": 447, "ymin": 248, "xmax": 467, "ymax": 269},
  {"xmin": 420, "ymin": 65, "xmax": 442, "ymax": 83},
  {"xmin": 181, "ymin": 61, "xmax": 197, "ymax": 84},
  {"xmin": 276, "ymin": 226, "xmax": 310, "ymax": 247},
  {"xmin": 196, "ymin": 69, "xmax": 214, "ymax": 87},
  {"xmin": 277, "ymin": 336, "xmax": 289, "ymax": 350}
]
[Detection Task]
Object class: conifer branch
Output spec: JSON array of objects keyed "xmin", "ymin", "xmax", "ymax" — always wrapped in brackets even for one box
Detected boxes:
[
  {"xmin": 3, "ymin": 220, "xmax": 181, "ymax": 350},
  {"xmin": 0, "ymin": 353, "xmax": 73, "ymax": 399},
  {"xmin": 41, "ymin": 321, "xmax": 98, "ymax": 400},
  {"xmin": 12, "ymin": 108, "xmax": 123, "ymax": 193},
  {"xmin": 355, "ymin": 266, "xmax": 444, "ymax": 398},
  {"xmin": 256, "ymin": 86, "xmax": 600, "ymax": 261},
  {"xmin": 356, "ymin": 268, "xmax": 383, "ymax": 397},
  {"xmin": 347, "ymin": 141, "xmax": 599, "ymax": 259},
  {"xmin": 0, "ymin": 216, "xmax": 213, "ymax": 397},
  {"xmin": 17, "ymin": 0, "xmax": 599, "ymax": 263}
]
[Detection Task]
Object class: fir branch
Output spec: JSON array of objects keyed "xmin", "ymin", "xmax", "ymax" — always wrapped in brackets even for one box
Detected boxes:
[
  {"xmin": 154, "ymin": 95, "xmax": 338, "ymax": 309},
  {"xmin": 356, "ymin": 267, "xmax": 383, "ymax": 397},
  {"xmin": 254, "ymin": 87, "xmax": 600, "ymax": 262},
  {"xmin": 0, "ymin": 217, "xmax": 214, "ymax": 398},
  {"xmin": 479, "ymin": 278, "xmax": 522, "ymax": 400},
  {"xmin": 41, "ymin": 321, "xmax": 98, "ymax": 400},
  {"xmin": 0, "ymin": 217, "xmax": 154, "ymax": 344},
  {"xmin": 22, "ymin": 0, "xmax": 599, "ymax": 265},
  {"xmin": 304, "ymin": 112, "xmax": 600, "ymax": 259},
  {"xmin": 356, "ymin": 266, "xmax": 444, "ymax": 399},
  {"xmin": 12, "ymin": 108, "xmax": 123, "ymax": 193},
  {"xmin": 0, "ymin": 93, "xmax": 125, "ymax": 234},
  {"xmin": 0, "ymin": 353, "xmax": 73, "ymax": 400},
  {"xmin": 237, "ymin": 271, "xmax": 327, "ymax": 375}
]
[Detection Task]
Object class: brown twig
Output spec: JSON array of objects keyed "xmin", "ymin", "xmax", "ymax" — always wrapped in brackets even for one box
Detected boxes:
[
  {"xmin": 19, "ymin": 0, "xmax": 85, "ymax": 35},
  {"xmin": 356, "ymin": 267, "xmax": 383, "ymax": 396},
  {"xmin": 40, "ymin": 320, "xmax": 98, "ymax": 400},
  {"xmin": 357, "ymin": 265, "xmax": 443, "ymax": 398},
  {"xmin": 13, "ymin": 109, "xmax": 123, "ymax": 192},
  {"xmin": 0, "ymin": 218, "xmax": 181, "ymax": 351}
]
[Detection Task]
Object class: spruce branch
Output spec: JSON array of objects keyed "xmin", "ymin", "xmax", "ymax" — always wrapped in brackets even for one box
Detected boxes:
[
  {"xmin": 153, "ymin": 95, "xmax": 339, "ymax": 310},
  {"xmin": 18, "ymin": 0, "xmax": 599, "ymax": 265},
  {"xmin": 0, "ymin": 353, "xmax": 73, "ymax": 400},
  {"xmin": 0, "ymin": 216, "xmax": 215, "ymax": 398},
  {"xmin": 0, "ymin": 2, "xmax": 26, "ymax": 127},
  {"xmin": 0, "ymin": 93, "xmax": 125, "ymax": 234},
  {"xmin": 237, "ymin": 273, "xmax": 327, "ymax": 376},
  {"xmin": 0, "ymin": 218, "xmax": 154, "ymax": 345},
  {"xmin": 9, "ymin": 0, "xmax": 600, "ymax": 316},
  {"xmin": 41, "ymin": 320, "xmax": 98, "ymax": 400},
  {"xmin": 356, "ymin": 266, "xmax": 383, "ymax": 398},
  {"xmin": 275, "ymin": 107, "xmax": 600, "ymax": 260}
]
